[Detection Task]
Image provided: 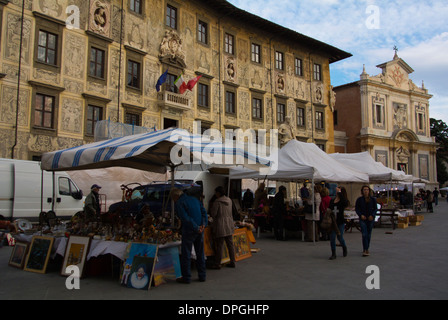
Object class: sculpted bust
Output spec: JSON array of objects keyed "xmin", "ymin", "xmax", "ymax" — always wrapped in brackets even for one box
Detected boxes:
[{"xmin": 278, "ymin": 116, "xmax": 295, "ymax": 147}]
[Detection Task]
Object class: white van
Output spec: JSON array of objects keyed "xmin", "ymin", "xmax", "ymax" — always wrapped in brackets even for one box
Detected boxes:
[
  {"xmin": 174, "ymin": 169, "xmax": 228, "ymax": 210},
  {"xmin": 0, "ymin": 158, "xmax": 84, "ymax": 221}
]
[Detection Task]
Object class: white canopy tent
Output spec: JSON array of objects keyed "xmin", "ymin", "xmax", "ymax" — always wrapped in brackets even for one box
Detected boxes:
[
  {"xmin": 230, "ymin": 140, "xmax": 369, "ymax": 183},
  {"xmin": 329, "ymin": 152, "xmax": 414, "ymax": 183}
]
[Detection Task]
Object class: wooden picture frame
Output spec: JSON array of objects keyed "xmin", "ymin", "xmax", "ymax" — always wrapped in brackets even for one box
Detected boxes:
[
  {"xmin": 61, "ymin": 235, "xmax": 92, "ymax": 278},
  {"xmin": 24, "ymin": 236, "xmax": 54, "ymax": 274},
  {"xmin": 9, "ymin": 241, "xmax": 29, "ymax": 269},
  {"xmin": 232, "ymin": 228, "xmax": 252, "ymax": 261}
]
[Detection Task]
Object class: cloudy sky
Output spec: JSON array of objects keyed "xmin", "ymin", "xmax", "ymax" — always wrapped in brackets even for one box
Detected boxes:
[{"xmin": 227, "ymin": 0, "xmax": 448, "ymax": 125}]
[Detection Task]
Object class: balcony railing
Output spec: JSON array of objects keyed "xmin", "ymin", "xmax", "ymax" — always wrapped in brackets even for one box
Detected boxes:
[{"xmin": 158, "ymin": 90, "xmax": 191, "ymax": 112}]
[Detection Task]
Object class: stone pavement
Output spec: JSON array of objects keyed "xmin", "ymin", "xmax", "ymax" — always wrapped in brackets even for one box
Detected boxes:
[{"xmin": 1, "ymin": 199, "xmax": 447, "ymax": 300}]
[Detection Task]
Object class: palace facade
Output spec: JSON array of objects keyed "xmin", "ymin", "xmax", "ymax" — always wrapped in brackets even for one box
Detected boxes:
[{"xmin": 0, "ymin": 0, "xmax": 350, "ymax": 160}]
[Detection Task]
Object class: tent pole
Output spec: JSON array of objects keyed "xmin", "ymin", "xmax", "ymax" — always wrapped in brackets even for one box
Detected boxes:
[
  {"xmin": 170, "ymin": 164, "xmax": 175, "ymax": 228},
  {"xmin": 312, "ymin": 171, "xmax": 315, "ymax": 245}
]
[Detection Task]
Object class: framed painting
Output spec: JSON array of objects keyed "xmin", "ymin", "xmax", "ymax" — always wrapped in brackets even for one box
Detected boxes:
[
  {"xmin": 203, "ymin": 227, "xmax": 230, "ymax": 264},
  {"xmin": 61, "ymin": 235, "xmax": 92, "ymax": 278},
  {"xmin": 232, "ymin": 228, "xmax": 252, "ymax": 262},
  {"xmin": 24, "ymin": 236, "xmax": 54, "ymax": 274},
  {"xmin": 153, "ymin": 246, "xmax": 181, "ymax": 287},
  {"xmin": 121, "ymin": 242, "xmax": 158, "ymax": 289},
  {"xmin": 9, "ymin": 241, "xmax": 29, "ymax": 269},
  {"xmin": 127, "ymin": 255, "xmax": 156, "ymax": 290}
]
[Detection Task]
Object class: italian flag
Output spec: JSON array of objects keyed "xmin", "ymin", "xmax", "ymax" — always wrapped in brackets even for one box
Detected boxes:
[{"xmin": 174, "ymin": 73, "xmax": 188, "ymax": 94}]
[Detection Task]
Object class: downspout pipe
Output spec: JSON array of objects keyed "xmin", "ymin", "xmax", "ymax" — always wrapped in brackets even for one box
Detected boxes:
[{"xmin": 11, "ymin": 0, "xmax": 26, "ymax": 159}]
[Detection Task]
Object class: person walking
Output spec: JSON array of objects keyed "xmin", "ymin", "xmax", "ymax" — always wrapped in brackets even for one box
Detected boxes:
[
  {"xmin": 426, "ymin": 190, "xmax": 434, "ymax": 213},
  {"xmin": 355, "ymin": 185, "xmax": 378, "ymax": 257},
  {"xmin": 433, "ymin": 188, "xmax": 439, "ymax": 206},
  {"xmin": 253, "ymin": 183, "xmax": 268, "ymax": 212},
  {"xmin": 84, "ymin": 184, "xmax": 102, "ymax": 221},
  {"xmin": 328, "ymin": 186, "xmax": 349, "ymax": 260},
  {"xmin": 209, "ymin": 186, "xmax": 236, "ymax": 269},
  {"xmin": 242, "ymin": 188, "xmax": 254, "ymax": 211},
  {"xmin": 171, "ymin": 188, "xmax": 208, "ymax": 284},
  {"xmin": 320, "ymin": 187, "xmax": 331, "ymax": 241},
  {"xmin": 272, "ymin": 186, "xmax": 287, "ymax": 240}
]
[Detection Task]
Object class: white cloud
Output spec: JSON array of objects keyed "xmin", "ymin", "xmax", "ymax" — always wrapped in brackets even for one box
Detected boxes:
[{"xmin": 227, "ymin": 0, "xmax": 448, "ymax": 124}]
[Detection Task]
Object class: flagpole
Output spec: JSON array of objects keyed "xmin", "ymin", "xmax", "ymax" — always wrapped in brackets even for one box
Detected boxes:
[{"xmin": 117, "ymin": 0, "xmax": 124, "ymax": 123}]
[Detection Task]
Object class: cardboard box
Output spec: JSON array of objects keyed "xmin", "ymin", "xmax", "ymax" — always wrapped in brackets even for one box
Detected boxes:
[
  {"xmin": 409, "ymin": 221, "xmax": 422, "ymax": 226},
  {"xmin": 398, "ymin": 217, "xmax": 409, "ymax": 224},
  {"xmin": 397, "ymin": 223, "xmax": 409, "ymax": 229},
  {"xmin": 409, "ymin": 215, "xmax": 424, "ymax": 222}
]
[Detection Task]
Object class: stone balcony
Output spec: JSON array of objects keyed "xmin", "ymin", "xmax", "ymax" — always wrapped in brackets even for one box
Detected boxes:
[{"xmin": 157, "ymin": 90, "xmax": 191, "ymax": 112}]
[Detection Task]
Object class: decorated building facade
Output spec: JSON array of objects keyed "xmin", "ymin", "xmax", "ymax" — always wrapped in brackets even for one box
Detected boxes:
[
  {"xmin": 0, "ymin": 0, "xmax": 350, "ymax": 161},
  {"xmin": 333, "ymin": 52, "xmax": 438, "ymax": 186}
]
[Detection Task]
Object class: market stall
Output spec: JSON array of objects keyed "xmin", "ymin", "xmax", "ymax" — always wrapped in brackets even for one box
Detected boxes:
[
  {"xmin": 7, "ymin": 128, "xmax": 269, "ymax": 288},
  {"xmin": 229, "ymin": 140, "xmax": 370, "ymax": 242}
]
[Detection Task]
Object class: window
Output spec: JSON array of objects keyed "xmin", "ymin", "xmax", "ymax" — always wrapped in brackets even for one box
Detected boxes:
[
  {"xmin": 130, "ymin": 0, "xmax": 142, "ymax": 14},
  {"xmin": 59, "ymin": 177, "xmax": 79, "ymax": 197},
  {"xmin": 316, "ymin": 143, "xmax": 325, "ymax": 151},
  {"xmin": 251, "ymin": 43, "xmax": 261, "ymax": 63},
  {"xmin": 297, "ymin": 107, "xmax": 305, "ymax": 127},
  {"xmin": 225, "ymin": 91, "xmax": 236, "ymax": 114},
  {"xmin": 225, "ymin": 33, "xmax": 234, "ymax": 55},
  {"xmin": 198, "ymin": 20, "xmax": 208, "ymax": 44},
  {"xmin": 34, "ymin": 94, "xmax": 55, "ymax": 129},
  {"xmin": 200, "ymin": 123, "xmax": 211, "ymax": 136},
  {"xmin": 277, "ymin": 103, "xmax": 286, "ymax": 123},
  {"xmin": 295, "ymin": 58, "xmax": 303, "ymax": 76},
  {"xmin": 125, "ymin": 112, "xmax": 141, "ymax": 126},
  {"xmin": 89, "ymin": 47, "xmax": 105, "ymax": 79},
  {"xmin": 313, "ymin": 64, "xmax": 322, "ymax": 81},
  {"xmin": 166, "ymin": 5, "xmax": 177, "ymax": 29},
  {"xmin": 275, "ymin": 51, "xmax": 284, "ymax": 70},
  {"xmin": 252, "ymin": 98, "xmax": 263, "ymax": 119},
  {"xmin": 127, "ymin": 60, "xmax": 141, "ymax": 89},
  {"xmin": 86, "ymin": 105, "xmax": 102, "ymax": 136},
  {"xmin": 315, "ymin": 111, "xmax": 324, "ymax": 129},
  {"xmin": 37, "ymin": 30, "xmax": 57, "ymax": 65},
  {"xmin": 418, "ymin": 113, "xmax": 424, "ymax": 131},
  {"xmin": 375, "ymin": 104, "xmax": 382, "ymax": 124},
  {"xmin": 198, "ymin": 83, "xmax": 209, "ymax": 108},
  {"xmin": 165, "ymin": 73, "xmax": 177, "ymax": 93}
]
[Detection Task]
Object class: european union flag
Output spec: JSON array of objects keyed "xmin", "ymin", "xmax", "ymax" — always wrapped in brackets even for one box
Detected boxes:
[{"xmin": 156, "ymin": 69, "xmax": 168, "ymax": 92}]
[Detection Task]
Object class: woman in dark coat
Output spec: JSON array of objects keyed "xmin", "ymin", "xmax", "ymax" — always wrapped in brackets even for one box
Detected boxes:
[{"xmin": 328, "ymin": 186, "xmax": 349, "ymax": 260}]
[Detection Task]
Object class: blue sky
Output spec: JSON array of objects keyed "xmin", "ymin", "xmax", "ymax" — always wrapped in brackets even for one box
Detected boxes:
[{"xmin": 227, "ymin": 0, "xmax": 448, "ymax": 125}]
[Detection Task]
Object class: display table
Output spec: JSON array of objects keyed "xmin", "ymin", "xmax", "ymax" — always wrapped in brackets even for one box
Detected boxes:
[{"xmin": 13, "ymin": 233, "xmax": 180, "ymax": 261}]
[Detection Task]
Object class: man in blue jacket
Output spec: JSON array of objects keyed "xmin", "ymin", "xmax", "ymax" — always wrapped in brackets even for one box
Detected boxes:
[
  {"xmin": 171, "ymin": 188, "xmax": 208, "ymax": 284},
  {"xmin": 355, "ymin": 186, "xmax": 378, "ymax": 257}
]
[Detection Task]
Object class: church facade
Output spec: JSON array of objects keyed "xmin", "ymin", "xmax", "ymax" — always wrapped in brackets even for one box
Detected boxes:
[
  {"xmin": 0, "ymin": 0, "xmax": 351, "ymax": 161},
  {"xmin": 333, "ymin": 52, "xmax": 438, "ymax": 186}
]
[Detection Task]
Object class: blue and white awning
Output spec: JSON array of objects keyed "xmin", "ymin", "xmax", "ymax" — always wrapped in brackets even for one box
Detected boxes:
[{"xmin": 41, "ymin": 128, "xmax": 270, "ymax": 173}]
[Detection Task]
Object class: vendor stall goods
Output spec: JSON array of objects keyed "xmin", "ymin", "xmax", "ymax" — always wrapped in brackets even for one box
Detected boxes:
[
  {"xmin": 23, "ymin": 236, "xmax": 54, "ymax": 274},
  {"xmin": 61, "ymin": 235, "xmax": 92, "ymax": 278},
  {"xmin": 8, "ymin": 241, "xmax": 29, "ymax": 269}
]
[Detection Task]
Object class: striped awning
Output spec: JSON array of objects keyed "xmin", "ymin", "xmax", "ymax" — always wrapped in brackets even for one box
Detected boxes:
[{"xmin": 41, "ymin": 128, "xmax": 270, "ymax": 173}]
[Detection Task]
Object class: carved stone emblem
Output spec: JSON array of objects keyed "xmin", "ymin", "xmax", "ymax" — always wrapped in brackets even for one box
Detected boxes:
[
  {"xmin": 390, "ymin": 65, "xmax": 404, "ymax": 87},
  {"xmin": 159, "ymin": 30, "xmax": 186, "ymax": 68}
]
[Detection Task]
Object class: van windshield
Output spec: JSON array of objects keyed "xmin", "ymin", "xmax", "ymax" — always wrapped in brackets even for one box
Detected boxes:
[{"xmin": 144, "ymin": 186, "xmax": 171, "ymax": 202}]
